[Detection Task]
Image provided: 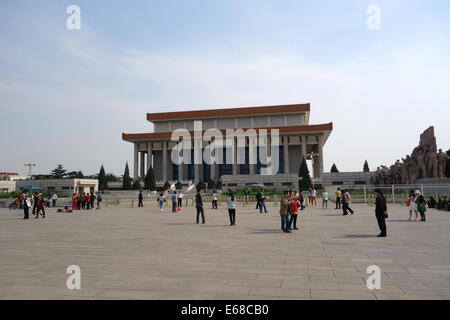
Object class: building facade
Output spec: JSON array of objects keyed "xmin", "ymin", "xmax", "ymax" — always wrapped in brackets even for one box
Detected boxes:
[
  {"xmin": 15, "ymin": 179, "xmax": 98, "ymax": 196},
  {"xmin": 122, "ymin": 104, "xmax": 333, "ymax": 189}
]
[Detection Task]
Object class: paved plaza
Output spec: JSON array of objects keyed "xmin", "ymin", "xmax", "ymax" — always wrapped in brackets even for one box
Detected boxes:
[{"xmin": 1, "ymin": 201, "xmax": 450, "ymax": 300}]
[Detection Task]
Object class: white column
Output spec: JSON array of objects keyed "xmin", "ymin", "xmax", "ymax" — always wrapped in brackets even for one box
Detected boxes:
[
  {"xmin": 283, "ymin": 136, "xmax": 289, "ymax": 174},
  {"xmin": 318, "ymin": 134, "xmax": 324, "ymax": 179},
  {"xmin": 232, "ymin": 137, "xmax": 238, "ymax": 175},
  {"xmin": 133, "ymin": 142, "xmax": 139, "ymax": 180},
  {"xmin": 147, "ymin": 142, "xmax": 152, "ymax": 171},
  {"xmin": 301, "ymin": 135, "xmax": 307, "ymax": 161},
  {"xmin": 162, "ymin": 141, "xmax": 168, "ymax": 182}
]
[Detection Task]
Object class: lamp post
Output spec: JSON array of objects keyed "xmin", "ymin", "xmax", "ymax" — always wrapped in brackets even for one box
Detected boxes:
[{"xmin": 24, "ymin": 163, "xmax": 36, "ymax": 179}]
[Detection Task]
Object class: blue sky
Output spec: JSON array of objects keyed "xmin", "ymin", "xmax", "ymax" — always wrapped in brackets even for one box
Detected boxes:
[{"xmin": 1, "ymin": 0, "xmax": 449, "ymax": 176}]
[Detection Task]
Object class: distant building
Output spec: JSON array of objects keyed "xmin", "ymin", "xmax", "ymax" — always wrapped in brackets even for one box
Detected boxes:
[
  {"xmin": 15, "ymin": 179, "xmax": 98, "ymax": 196},
  {"xmin": 0, "ymin": 172, "xmax": 26, "ymax": 181},
  {"xmin": 0, "ymin": 181, "xmax": 16, "ymax": 194}
]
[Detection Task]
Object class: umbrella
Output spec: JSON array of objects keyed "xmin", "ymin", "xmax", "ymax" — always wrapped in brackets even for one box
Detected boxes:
[{"xmin": 22, "ymin": 185, "xmax": 42, "ymax": 190}]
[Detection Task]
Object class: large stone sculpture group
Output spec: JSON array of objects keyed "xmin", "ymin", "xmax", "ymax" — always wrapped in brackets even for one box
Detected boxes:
[{"xmin": 373, "ymin": 126, "xmax": 448, "ymax": 185}]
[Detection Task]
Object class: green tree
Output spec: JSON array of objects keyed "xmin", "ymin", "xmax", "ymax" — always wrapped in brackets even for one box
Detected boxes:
[
  {"xmin": 105, "ymin": 173, "xmax": 119, "ymax": 183},
  {"xmin": 298, "ymin": 157, "xmax": 312, "ymax": 190},
  {"xmin": 132, "ymin": 179, "xmax": 141, "ymax": 190},
  {"xmin": 66, "ymin": 170, "xmax": 84, "ymax": 178},
  {"xmin": 330, "ymin": 163, "xmax": 339, "ymax": 173},
  {"xmin": 196, "ymin": 180, "xmax": 206, "ymax": 191},
  {"xmin": 122, "ymin": 162, "xmax": 132, "ymax": 190},
  {"xmin": 175, "ymin": 181, "xmax": 183, "ymax": 190},
  {"xmin": 98, "ymin": 165, "xmax": 108, "ymax": 191},
  {"xmin": 163, "ymin": 181, "xmax": 171, "ymax": 190},
  {"xmin": 216, "ymin": 180, "xmax": 222, "ymax": 190},
  {"xmin": 207, "ymin": 178, "xmax": 216, "ymax": 190},
  {"xmin": 145, "ymin": 167, "xmax": 156, "ymax": 191},
  {"xmin": 363, "ymin": 160, "xmax": 370, "ymax": 172},
  {"xmin": 51, "ymin": 164, "xmax": 67, "ymax": 179}
]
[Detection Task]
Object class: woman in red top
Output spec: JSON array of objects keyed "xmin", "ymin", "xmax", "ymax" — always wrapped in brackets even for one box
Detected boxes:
[
  {"xmin": 290, "ymin": 191, "xmax": 300, "ymax": 230},
  {"xmin": 36, "ymin": 195, "xmax": 45, "ymax": 219}
]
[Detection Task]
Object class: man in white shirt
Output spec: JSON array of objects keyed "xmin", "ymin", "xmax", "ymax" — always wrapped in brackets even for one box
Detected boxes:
[
  {"xmin": 52, "ymin": 193, "xmax": 58, "ymax": 207},
  {"xmin": 177, "ymin": 191, "xmax": 184, "ymax": 208}
]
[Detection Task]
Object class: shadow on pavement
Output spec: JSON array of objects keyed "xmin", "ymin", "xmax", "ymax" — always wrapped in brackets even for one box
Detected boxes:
[
  {"xmin": 248, "ymin": 229, "xmax": 283, "ymax": 234},
  {"xmin": 339, "ymin": 234, "xmax": 378, "ymax": 238}
]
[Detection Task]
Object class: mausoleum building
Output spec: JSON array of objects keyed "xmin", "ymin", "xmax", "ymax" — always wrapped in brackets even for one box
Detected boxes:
[{"xmin": 122, "ymin": 104, "xmax": 333, "ymax": 189}]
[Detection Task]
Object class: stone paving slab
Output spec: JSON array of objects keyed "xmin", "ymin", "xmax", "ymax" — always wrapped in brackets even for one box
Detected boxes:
[{"xmin": 1, "ymin": 202, "xmax": 449, "ymax": 300}]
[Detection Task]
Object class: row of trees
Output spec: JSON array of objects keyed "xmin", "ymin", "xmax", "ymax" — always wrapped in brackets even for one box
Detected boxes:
[{"xmin": 330, "ymin": 160, "xmax": 370, "ymax": 173}]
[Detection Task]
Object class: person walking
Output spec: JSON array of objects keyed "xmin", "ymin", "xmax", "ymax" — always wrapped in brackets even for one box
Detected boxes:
[
  {"xmin": 335, "ymin": 188, "xmax": 342, "ymax": 209},
  {"xmin": 23, "ymin": 194, "xmax": 30, "ymax": 219},
  {"xmin": 227, "ymin": 189, "xmax": 236, "ymax": 226},
  {"xmin": 171, "ymin": 191, "xmax": 177, "ymax": 213},
  {"xmin": 280, "ymin": 191, "xmax": 293, "ymax": 233},
  {"xmin": 374, "ymin": 189, "xmax": 388, "ymax": 237},
  {"xmin": 298, "ymin": 190, "xmax": 305, "ymax": 210},
  {"xmin": 342, "ymin": 189, "xmax": 354, "ymax": 215},
  {"xmin": 322, "ymin": 189, "xmax": 329, "ymax": 209},
  {"xmin": 212, "ymin": 191, "xmax": 218, "ymax": 209},
  {"xmin": 407, "ymin": 190, "xmax": 419, "ymax": 221},
  {"xmin": 157, "ymin": 192, "xmax": 166, "ymax": 212},
  {"xmin": 289, "ymin": 191, "xmax": 299, "ymax": 230},
  {"xmin": 36, "ymin": 195, "xmax": 45, "ymax": 219},
  {"xmin": 138, "ymin": 191, "xmax": 144, "ymax": 207},
  {"xmin": 96, "ymin": 192, "xmax": 102, "ymax": 209},
  {"xmin": 259, "ymin": 189, "xmax": 268, "ymax": 213},
  {"xmin": 342, "ymin": 190, "xmax": 348, "ymax": 215},
  {"xmin": 195, "ymin": 189, "xmax": 205, "ymax": 224},
  {"xmin": 244, "ymin": 188, "xmax": 250, "ymax": 203},
  {"xmin": 90, "ymin": 193, "xmax": 95, "ymax": 209},
  {"xmin": 32, "ymin": 192, "xmax": 39, "ymax": 215},
  {"xmin": 417, "ymin": 192, "xmax": 427, "ymax": 222},
  {"xmin": 52, "ymin": 192, "xmax": 58, "ymax": 208},
  {"xmin": 255, "ymin": 190, "xmax": 261, "ymax": 210},
  {"xmin": 177, "ymin": 191, "xmax": 183, "ymax": 208}
]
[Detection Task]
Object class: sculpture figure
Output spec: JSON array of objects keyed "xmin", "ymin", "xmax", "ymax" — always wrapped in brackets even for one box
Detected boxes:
[
  {"xmin": 425, "ymin": 145, "xmax": 438, "ymax": 178},
  {"xmin": 437, "ymin": 149, "xmax": 449, "ymax": 179},
  {"xmin": 412, "ymin": 148, "xmax": 427, "ymax": 180}
]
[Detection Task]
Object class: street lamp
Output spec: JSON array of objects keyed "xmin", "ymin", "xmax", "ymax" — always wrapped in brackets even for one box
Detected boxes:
[
  {"xmin": 306, "ymin": 151, "xmax": 319, "ymax": 159},
  {"xmin": 24, "ymin": 163, "xmax": 36, "ymax": 179}
]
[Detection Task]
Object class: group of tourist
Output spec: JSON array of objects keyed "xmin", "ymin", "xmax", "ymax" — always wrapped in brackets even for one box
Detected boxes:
[
  {"xmin": 334, "ymin": 187, "xmax": 355, "ymax": 215},
  {"xmin": 21, "ymin": 192, "xmax": 47, "ymax": 219},
  {"xmin": 426, "ymin": 195, "xmax": 450, "ymax": 211},
  {"xmin": 153, "ymin": 191, "xmax": 184, "ymax": 212},
  {"xmin": 71, "ymin": 192, "xmax": 101, "ymax": 211},
  {"xmin": 131, "ymin": 184, "xmax": 450, "ymax": 238},
  {"xmin": 279, "ymin": 190, "xmax": 306, "ymax": 233}
]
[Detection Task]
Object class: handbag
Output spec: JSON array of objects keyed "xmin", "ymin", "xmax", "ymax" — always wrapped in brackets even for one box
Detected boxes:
[{"xmin": 406, "ymin": 199, "xmax": 411, "ymax": 206}]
